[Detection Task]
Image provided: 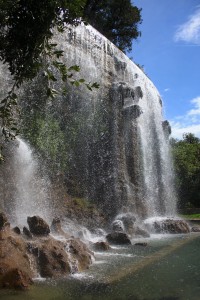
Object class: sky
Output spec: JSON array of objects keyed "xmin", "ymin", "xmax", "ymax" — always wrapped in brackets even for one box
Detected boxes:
[{"xmin": 132, "ymin": 0, "xmax": 200, "ymax": 139}]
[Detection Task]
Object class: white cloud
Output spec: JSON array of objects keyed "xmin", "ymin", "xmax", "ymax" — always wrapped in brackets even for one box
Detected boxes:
[
  {"xmin": 188, "ymin": 96, "xmax": 200, "ymax": 115},
  {"xmin": 174, "ymin": 8, "xmax": 200, "ymax": 44},
  {"xmin": 164, "ymin": 88, "xmax": 170, "ymax": 92},
  {"xmin": 170, "ymin": 122, "xmax": 200, "ymax": 139},
  {"xmin": 170, "ymin": 96, "xmax": 200, "ymax": 139}
]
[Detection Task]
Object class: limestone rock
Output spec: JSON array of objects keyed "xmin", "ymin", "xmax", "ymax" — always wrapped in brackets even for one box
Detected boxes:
[
  {"xmin": 12, "ymin": 227, "xmax": 21, "ymax": 235},
  {"xmin": 1, "ymin": 268, "xmax": 33, "ymax": 290},
  {"xmin": 67, "ymin": 238, "xmax": 94, "ymax": 271},
  {"xmin": 106, "ymin": 232, "xmax": 131, "ymax": 245},
  {"xmin": 153, "ymin": 219, "xmax": 190, "ymax": 234},
  {"xmin": 112, "ymin": 220, "xmax": 124, "ymax": 232},
  {"xmin": 51, "ymin": 218, "xmax": 70, "ymax": 238},
  {"xmin": 134, "ymin": 242, "xmax": 148, "ymax": 247},
  {"xmin": 23, "ymin": 226, "xmax": 33, "ymax": 239},
  {"xmin": 191, "ymin": 226, "xmax": 200, "ymax": 232},
  {"xmin": 93, "ymin": 241, "xmax": 110, "ymax": 251},
  {"xmin": 116, "ymin": 213, "xmax": 136, "ymax": 234},
  {"xmin": 27, "ymin": 216, "xmax": 50, "ymax": 236},
  {"xmin": 28, "ymin": 237, "xmax": 71, "ymax": 278},
  {"xmin": 0, "ymin": 225, "xmax": 35, "ymax": 289},
  {"xmin": 0, "ymin": 212, "xmax": 9, "ymax": 230},
  {"xmin": 134, "ymin": 226, "xmax": 150, "ymax": 238}
]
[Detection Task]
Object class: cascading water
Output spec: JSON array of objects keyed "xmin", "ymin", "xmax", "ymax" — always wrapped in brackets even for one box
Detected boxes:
[
  {"xmin": 12, "ymin": 139, "xmax": 51, "ymax": 226},
  {"xmin": 0, "ymin": 24, "xmax": 177, "ymax": 227},
  {"xmin": 51, "ymin": 24, "xmax": 177, "ymax": 220}
]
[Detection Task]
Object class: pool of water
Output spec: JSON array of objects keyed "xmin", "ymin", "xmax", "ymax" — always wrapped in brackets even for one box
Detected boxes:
[{"xmin": 1, "ymin": 233, "xmax": 200, "ymax": 300}]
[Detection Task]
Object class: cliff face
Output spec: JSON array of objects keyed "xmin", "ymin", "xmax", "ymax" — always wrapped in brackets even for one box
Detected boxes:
[
  {"xmin": 50, "ymin": 24, "xmax": 176, "ymax": 218},
  {"xmin": 0, "ymin": 24, "xmax": 176, "ymax": 220}
]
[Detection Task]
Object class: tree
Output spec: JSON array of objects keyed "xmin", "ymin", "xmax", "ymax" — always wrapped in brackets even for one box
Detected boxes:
[
  {"xmin": 171, "ymin": 133, "xmax": 200, "ymax": 209},
  {"xmin": 0, "ymin": 0, "xmax": 141, "ymax": 157},
  {"xmin": 0, "ymin": 0, "xmax": 99, "ymax": 147},
  {"xmin": 83, "ymin": 0, "xmax": 142, "ymax": 52}
]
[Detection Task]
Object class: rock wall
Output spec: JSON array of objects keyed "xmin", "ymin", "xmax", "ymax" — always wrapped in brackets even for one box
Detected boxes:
[{"xmin": 0, "ymin": 24, "xmax": 177, "ymax": 221}]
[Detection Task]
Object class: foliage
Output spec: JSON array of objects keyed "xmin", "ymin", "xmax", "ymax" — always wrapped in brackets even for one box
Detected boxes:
[
  {"xmin": 0, "ymin": 0, "xmax": 99, "ymax": 145},
  {"xmin": 179, "ymin": 214, "xmax": 200, "ymax": 220},
  {"xmin": 0, "ymin": 0, "xmax": 141, "ymax": 161},
  {"xmin": 171, "ymin": 133, "xmax": 200, "ymax": 208},
  {"xmin": 83, "ymin": 0, "xmax": 142, "ymax": 52},
  {"xmin": 72, "ymin": 197, "xmax": 95, "ymax": 210}
]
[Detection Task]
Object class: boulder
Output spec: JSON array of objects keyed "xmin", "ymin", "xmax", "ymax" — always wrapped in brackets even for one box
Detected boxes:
[
  {"xmin": 134, "ymin": 242, "xmax": 148, "ymax": 247},
  {"xmin": 112, "ymin": 220, "xmax": 124, "ymax": 232},
  {"xmin": 1, "ymin": 268, "xmax": 33, "ymax": 290},
  {"xmin": 191, "ymin": 226, "xmax": 200, "ymax": 232},
  {"xmin": 116, "ymin": 213, "xmax": 136, "ymax": 234},
  {"xmin": 0, "ymin": 227, "xmax": 35, "ymax": 289},
  {"xmin": 134, "ymin": 226, "xmax": 150, "ymax": 238},
  {"xmin": 51, "ymin": 218, "xmax": 70, "ymax": 238},
  {"xmin": 0, "ymin": 213, "xmax": 94, "ymax": 289},
  {"xmin": 12, "ymin": 227, "xmax": 21, "ymax": 235},
  {"xmin": 153, "ymin": 219, "xmax": 190, "ymax": 234},
  {"xmin": 106, "ymin": 232, "xmax": 131, "ymax": 245},
  {"xmin": 23, "ymin": 227, "xmax": 33, "ymax": 239},
  {"xmin": 28, "ymin": 237, "xmax": 71, "ymax": 278},
  {"xmin": 27, "ymin": 216, "xmax": 50, "ymax": 236},
  {"xmin": 93, "ymin": 241, "xmax": 110, "ymax": 251},
  {"xmin": 0, "ymin": 212, "xmax": 9, "ymax": 230},
  {"xmin": 67, "ymin": 238, "xmax": 94, "ymax": 271}
]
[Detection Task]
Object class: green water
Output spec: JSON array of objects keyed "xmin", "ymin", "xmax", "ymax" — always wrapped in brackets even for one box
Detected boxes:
[{"xmin": 1, "ymin": 234, "xmax": 200, "ymax": 300}]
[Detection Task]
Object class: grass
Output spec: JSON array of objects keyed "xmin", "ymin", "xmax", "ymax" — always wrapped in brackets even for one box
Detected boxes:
[{"xmin": 179, "ymin": 214, "xmax": 200, "ymax": 220}]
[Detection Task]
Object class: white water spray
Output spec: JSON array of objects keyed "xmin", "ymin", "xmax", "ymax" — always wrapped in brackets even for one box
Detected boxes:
[{"xmin": 13, "ymin": 139, "xmax": 51, "ymax": 226}]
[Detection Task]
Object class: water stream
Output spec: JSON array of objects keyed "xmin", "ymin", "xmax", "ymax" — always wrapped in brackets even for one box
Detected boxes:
[
  {"xmin": 0, "ymin": 234, "xmax": 199, "ymax": 300},
  {"xmin": 0, "ymin": 24, "xmax": 196, "ymax": 299}
]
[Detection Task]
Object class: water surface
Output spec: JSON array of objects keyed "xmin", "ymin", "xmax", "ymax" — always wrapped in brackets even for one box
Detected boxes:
[{"xmin": 1, "ymin": 234, "xmax": 199, "ymax": 300}]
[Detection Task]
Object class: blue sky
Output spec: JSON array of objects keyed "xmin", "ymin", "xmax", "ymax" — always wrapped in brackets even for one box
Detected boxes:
[{"xmin": 132, "ymin": 0, "xmax": 200, "ymax": 139}]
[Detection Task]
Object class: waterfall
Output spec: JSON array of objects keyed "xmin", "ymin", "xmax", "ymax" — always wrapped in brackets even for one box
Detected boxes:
[
  {"xmin": 0, "ymin": 24, "xmax": 177, "ymax": 224},
  {"xmin": 12, "ymin": 139, "xmax": 51, "ymax": 226},
  {"xmin": 53, "ymin": 24, "xmax": 177, "ymax": 219}
]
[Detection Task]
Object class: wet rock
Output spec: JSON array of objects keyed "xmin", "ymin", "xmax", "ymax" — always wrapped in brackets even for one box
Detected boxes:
[
  {"xmin": 34, "ymin": 238, "xmax": 71, "ymax": 278},
  {"xmin": 67, "ymin": 238, "xmax": 94, "ymax": 271},
  {"xmin": 112, "ymin": 220, "xmax": 124, "ymax": 232},
  {"xmin": 0, "ymin": 212, "xmax": 9, "ymax": 230},
  {"xmin": 93, "ymin": 241, "xmax": 110, "ymax": 251},
  {"xmin": 12, "ymin": 226, "xmax": 21, "ymax": 235},
  {"xmin": 116, "ymin": 213, "xmax": 136, "ymax": 234},
  {"xmin": 93, "ymin": 228, "xmax": 106, "ymax": 236},
  {"xmin": 191, "ymin": 226, "xmax": 200, "ymax": 232},
  {"xmin": 27, "ymin": 216, "xmax": 50, "ymax": 236},
  {"xmin": 1, "ymin": 268, "xmax": 33, "ymax": 290},
  {"xmin": 123, "ymin": 104, "xmax": 143, "ymax": 119},
  {"xmin": 135, "ymin": 86, "xmax": 143, "ymax": 99},
  {"xmin": 51, "ymin": 218, "xmax": 70, "ymax": 238},
  {"xmin": 106, "ymin": 232, "xmax": 131, "ymax": 245},
  {"xmin": 134, "ymin": 242, "xmax": 148, "ymax": 247},
  {"xmin": 134, "ymin": 226, "xmax": 150, "ymax": 238},
  {"xmin": 153, "ymin": 219, "xmax": 190, "ymax": 234},
  {"xmin": 23, "ymin": 226, "xmax": 33, "ymax": 239},
  {"xmin": 0, "ymin": 227, "xmax": 35, "ymax": 289},
  {"xmin": 162, "ymin": 120, "xmax": 171, "ymax": 136}
]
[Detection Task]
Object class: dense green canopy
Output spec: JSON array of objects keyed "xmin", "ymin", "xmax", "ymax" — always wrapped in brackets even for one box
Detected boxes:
[
  {"xmin": 171, "ymin": 133, "xmax": 200, "ymax": 209},
  {"xmin": 83, "ymin": 0, "xmax": 142, "ymax": 52},
  {"xmin": 0, "ymin": 0, "xmax": 86, "ymax": 83}
]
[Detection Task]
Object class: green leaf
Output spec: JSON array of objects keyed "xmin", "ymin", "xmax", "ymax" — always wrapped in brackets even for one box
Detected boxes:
[{"xmin": 68, "ymin": 65, "xmax": 80, "ymax": 72}]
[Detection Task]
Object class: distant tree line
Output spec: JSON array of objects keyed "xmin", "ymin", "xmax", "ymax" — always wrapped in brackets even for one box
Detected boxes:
[{"xmin": 171, "ymin": 133, "xmax": 200, "ymax": 209}]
